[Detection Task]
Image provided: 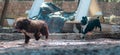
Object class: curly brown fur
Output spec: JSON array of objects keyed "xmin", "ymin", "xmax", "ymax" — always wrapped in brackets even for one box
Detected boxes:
[{"xmin": 14, "ymin": 17, "xmax": 49, "ymax": 44}]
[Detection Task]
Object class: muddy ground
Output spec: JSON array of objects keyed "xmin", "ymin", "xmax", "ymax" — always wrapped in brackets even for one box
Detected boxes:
[{"xmin": 0, "ymin": 33, "xmax": 120, "ymax": 55}]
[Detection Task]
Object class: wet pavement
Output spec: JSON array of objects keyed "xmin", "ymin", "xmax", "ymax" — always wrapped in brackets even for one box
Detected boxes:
[
  {"xmin": 0, "ymin": 38, "xmax": 120, "ymax": 49},
  {"xmin": 0, "ymin": 33, "xmax": 120, "ymax": 55}
]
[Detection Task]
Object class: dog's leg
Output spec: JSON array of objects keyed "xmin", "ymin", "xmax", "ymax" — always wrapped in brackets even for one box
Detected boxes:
[
  {"xmin": 81, "ymin": 25, "xmax": 87, "ymax": 39},
  {"xmin": 98, "ymin": 25, "xmax": 102, "ymax": 31},
  {"xmin": 81, "ymin": 34, "xmax": 85, "ymax": 39},
  {"xmin": 94, "ymin": 26, "xmax": 97, "ymax": 31},
  {"xmin": 45, "ymin": 32, "xmax": 48, "ymax": 40},
  {"xmin": 40, "ymin": 24, "xmax": 49, "ymax": 40},
  {"xmin": 97, "ymin": 20, "xmax": 102, "ymax": 31},
  {"xmin": 24, "ymin": 32, "xmax": 31, "ymax": 44},
  {"xmin": 44, "ymin": 28, "xmax": 49, "ymax": 40},
  {"xmin": 100, "ymin": 27, "xmax": 102, "ymax": 31},
  {"xmin": 34, "ymin": 32, "xmax": 40, "ymax": 41}
]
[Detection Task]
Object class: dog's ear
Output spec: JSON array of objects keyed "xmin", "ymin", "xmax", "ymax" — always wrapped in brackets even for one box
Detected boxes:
[
  {"xmin": 97, "ymin": 16, "xmax": 99, "ymax": 19},
  {"xmin": 84, "ymin": 16, "xmax": 87, "ymax": 20},
  {"xmin": 84, "ymin": 16, "xmax": 87, "ymax": 18},
  {"xmin": 82, "ymin": 16, "xmax": 85, "ymax": 19},
  {"xmin": 23, "ymin": 19, "xmax": 30, "ymax": 25}
]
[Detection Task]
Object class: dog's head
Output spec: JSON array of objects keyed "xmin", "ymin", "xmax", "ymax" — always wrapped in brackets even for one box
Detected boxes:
[
  {"xmin": 14, "ymin": 17, "xmax": 30, "ymax": 30},
  {"xmin": 81, "ymin": 16, "xmax": 88, "ymax": 25}
]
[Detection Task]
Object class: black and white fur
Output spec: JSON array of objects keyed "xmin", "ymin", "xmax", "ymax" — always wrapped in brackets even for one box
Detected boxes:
[{"xmin": 81, "ymin": 16, "xmax": 102, "ymax": 39}]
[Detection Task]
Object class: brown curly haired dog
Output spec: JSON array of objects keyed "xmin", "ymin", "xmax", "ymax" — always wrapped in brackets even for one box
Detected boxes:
[{"xmin": 14, "ymin": 17, "xmax": 49, "ymax": 44}]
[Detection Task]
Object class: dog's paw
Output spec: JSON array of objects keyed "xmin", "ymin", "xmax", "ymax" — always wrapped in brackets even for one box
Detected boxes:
[{"xmin": 81, "ymin": 34, "xmax": 85, "ymax": 39}]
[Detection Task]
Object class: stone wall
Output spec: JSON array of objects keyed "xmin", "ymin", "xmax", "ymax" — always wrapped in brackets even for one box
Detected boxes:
[
  {"xmin": 99, "ymin": 2, "xmax": 120, "ymax": 16},
  {"xmin": 0, "ymin": 1, "xmax": 120, "ymax": 18},
  {"xmin": 0, "ymin": 2, "xmax": 4, "ymax": 18},
  {"xmin": 0, "ymin": 1, "xmax": 32, "ymax": 18}
]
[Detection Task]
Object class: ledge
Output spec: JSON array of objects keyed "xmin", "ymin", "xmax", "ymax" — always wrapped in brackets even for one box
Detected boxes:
[{"xmin": 0, "ymin": 32, "xmax": 120, "ymax": 41}]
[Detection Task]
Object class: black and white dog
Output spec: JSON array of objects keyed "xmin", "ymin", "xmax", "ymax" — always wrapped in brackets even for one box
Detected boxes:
[{"xmin": 81, "ymin": 16, "xmax": 102, "ymax": 39}]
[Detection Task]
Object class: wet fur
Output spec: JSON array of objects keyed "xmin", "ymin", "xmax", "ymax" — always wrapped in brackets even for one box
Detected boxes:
[{"xmin": 14, "ymin": 17, "xmax": 49, "ymax": 44}]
